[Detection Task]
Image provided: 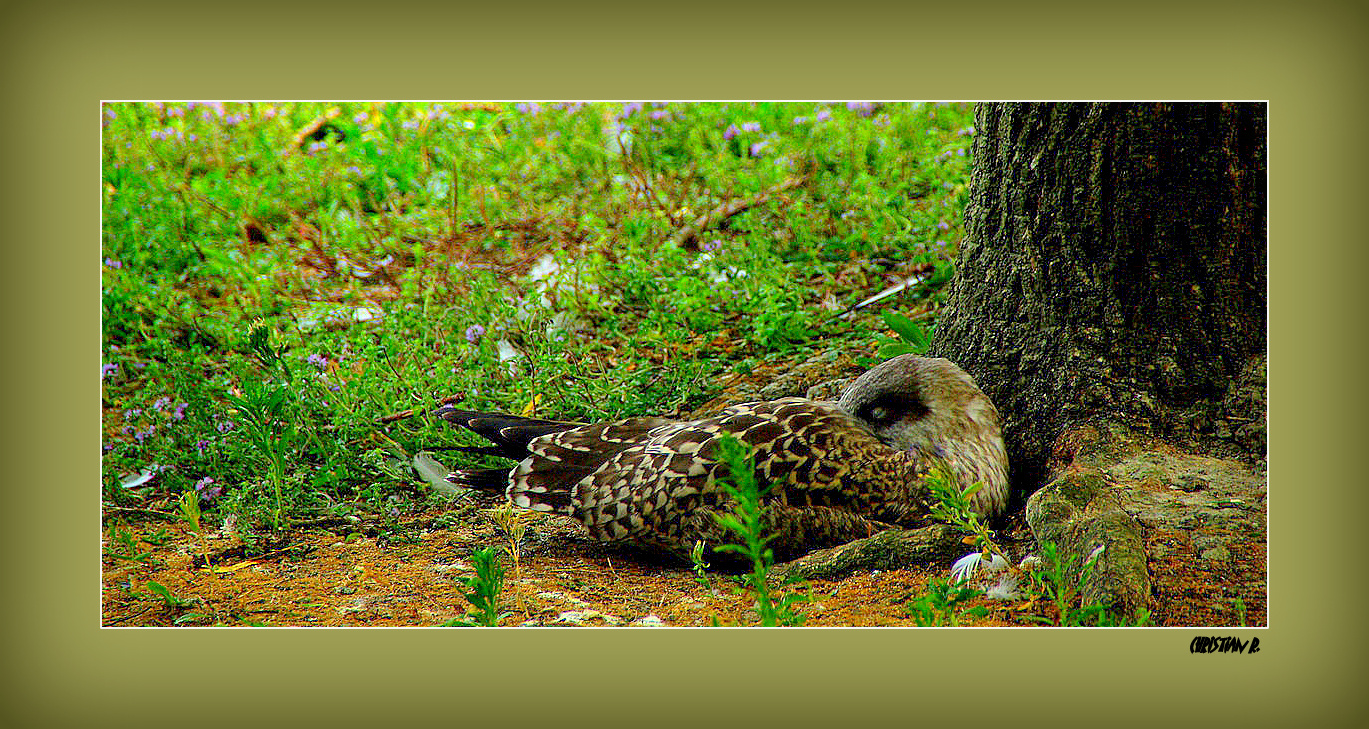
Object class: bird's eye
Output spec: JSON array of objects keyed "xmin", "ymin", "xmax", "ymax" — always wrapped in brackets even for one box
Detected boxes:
[{"xmin": 858, "ymin": 394, "xmax": 927, "ymax": 425}]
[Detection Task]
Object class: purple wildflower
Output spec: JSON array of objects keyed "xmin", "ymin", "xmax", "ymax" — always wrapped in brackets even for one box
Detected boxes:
[
  {"xmin": 262, "ymin": 106, "xmax": 278, "ymax": 119},
  {"xmin": 792, "ymin": 116, "xmax": 809, "ymax": 125},
  {"xmin": 123, "ymin": 408, "xmax": 142, "ymax": 419},
  {"xmin": 465, "ymin": 324, "xmax": 486, "ymax": 343},
  {"xmin": 815, "ymin": 108, "xmax": 831, "ymax": 122},
  {"xmin": 515, "ymin": 102, "xmax": 542, "ymax": 115},
  {"xmin": 102, "ymin": 363, "xmax": 118, "ymax": 379},
  {"xmin": 307, "ymin": 353, "xmax": 328, "ymax": 370},
  {"xmin": 353, "ymin": 112, "xmax": 369, "ymax": 124},
  {"xmin": 194, "ymin": 477, "xmax": 221, "ymax": 501},
  {"xmin": 121, "ymin": 426, "xmax": 135, "ymax": 436},
  {"xmin": 620, "ymin": 102, "xmax": 643, "ymax": 118},
  {"xmin": 723, "ymin": 124, "xmax": 740, "ymax": 140},
  {"xmin": 216, "ymin": 421, "xmax": 235, "ymax": 433},
  {"xmin": 749, "ymin": 139, "xmax": 770, "ymax": 157},
  {"xmin": 167, "ymin": 106, "xmax": 184, "ymax": 118},
  {"xmin": 307, "ymin": 140, "xmax": 328, "ymax": 153},
  {"xmin": 701, "ymin": 239, "xmax": 722, "ymax": 252},
  {"xmin": 172, "ymin": 402, "xmax": 188, "ymax": 420},
  {"xmin": 152, "ymin": 397, "xmax": 171, "ymax": 411},
  {"xmin": 346, "ymin": 166, "xmax": 363, "ymax": 175},
  {"xmin": 194, "ymin": 439, "xmax": 210, "ymax": 454},
  {"xmin": 402, "ymin": 120, "xmax": 420, "ymax": 130},
  {"xmin": 937, "ymin": 221, "xmax": 951, "ymax": 232},
  {"xmin": 103, "ymin": 443, "xmax": 115, "ymax": 453},
  {"xmin": 134, "ymin": 426, "xmax": 155, "ymax": 443},
  {"xmin": 649, "ymin": 110, "xmax": 670, "ymax": 121},
  {"xmin": 740, "ymin": 121, "xmax": 761, "ymax": 132},
  {"xmin": 846, "ymin": 101, "xmax": 875, "ymax": 116}
]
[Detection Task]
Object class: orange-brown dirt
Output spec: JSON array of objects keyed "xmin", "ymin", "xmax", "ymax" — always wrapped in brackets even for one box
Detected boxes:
[
  {"xmin": 101, "ymin": 495, "xmax": 1265, "ymax": 627},
  {"xmin": 101, "ymin": 504, "xmax": 1002, "ymax": 627}
]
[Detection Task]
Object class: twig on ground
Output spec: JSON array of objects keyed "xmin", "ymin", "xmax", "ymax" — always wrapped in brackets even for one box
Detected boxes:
[
  {"xmin": 666, "ymin": 175, "xmax": 808, "ymax": 249},
  {"xmin": 377, "ymin": 394, "xmax": 465, "ymax": 423},
  {"xmin": 102, "ymin": 505, "xmax": 180, "ymax": 520},
  {"xmin": 832, "ymin": 264, "xmax": 936, "ymax": 320},
  {"xmin": 289, "ymin": 106, "xmax": 342, "ymax": 150}
]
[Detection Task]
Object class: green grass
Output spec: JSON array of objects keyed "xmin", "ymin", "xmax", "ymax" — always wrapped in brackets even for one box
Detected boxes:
[
  {"xmin": 101, "ymin": 101, "xmax": 975, "ymax": 538},
  {"xmin": 445, "ymin": 546, "xmax": 508, "ymax": 627},
  {"xmin": 708, "ymin": 434, "xmax": 810, "ymax": 626}
]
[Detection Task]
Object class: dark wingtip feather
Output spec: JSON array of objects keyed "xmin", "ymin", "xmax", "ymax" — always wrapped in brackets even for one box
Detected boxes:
[
  {"xmin": 434, "ymin": 405, "xmax": 584, "ymax": 460},
  {"xmin": 446, "ymin": 468, "xmax": 509, "ymax": 492}
]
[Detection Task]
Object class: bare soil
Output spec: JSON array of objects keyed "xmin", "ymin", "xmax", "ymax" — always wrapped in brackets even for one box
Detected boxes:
[{"xmin": 101, "ymin": 494, "xmax": 1265, "ymax": 627}]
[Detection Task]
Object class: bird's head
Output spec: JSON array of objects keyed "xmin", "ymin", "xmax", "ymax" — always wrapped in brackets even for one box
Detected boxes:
[{"xmin": 837, "ymin": 354, "xmax": 1009, "ymax": 516}]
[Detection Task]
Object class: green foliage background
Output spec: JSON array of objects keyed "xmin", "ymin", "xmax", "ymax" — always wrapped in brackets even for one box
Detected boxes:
[{"xmin": 101, "ymin": 101, "xmax": 974, "ymax": 532}]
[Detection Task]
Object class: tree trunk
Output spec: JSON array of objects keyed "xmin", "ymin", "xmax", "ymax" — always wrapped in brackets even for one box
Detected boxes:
[
  {"xmin": 929, "ymin": 103, "xmax": 1267, "ymax": 622},
  {"xmin": 933, "ymin": 102, "xmax": 1267, "ymax": 493}
]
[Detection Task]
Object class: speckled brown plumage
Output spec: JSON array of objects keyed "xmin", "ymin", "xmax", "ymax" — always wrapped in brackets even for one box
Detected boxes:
[{"xmin": 438, "ymin": 354, "xmax": 1008, "ymax": 558}]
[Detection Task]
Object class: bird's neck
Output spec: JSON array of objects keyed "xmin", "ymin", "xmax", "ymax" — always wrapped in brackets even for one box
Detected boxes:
[{"xmin": 935, "ymin": 435, "xmax": 1009, "ymax": 518}]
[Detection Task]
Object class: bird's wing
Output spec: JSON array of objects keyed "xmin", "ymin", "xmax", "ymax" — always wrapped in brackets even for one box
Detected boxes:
[
  {"xmin": 508, "ymin": 416, "xmax": 675, "ymax": 512},
  {"xmin": 524, "ymin": 398, "xmax": 932, "ymax": 546}
]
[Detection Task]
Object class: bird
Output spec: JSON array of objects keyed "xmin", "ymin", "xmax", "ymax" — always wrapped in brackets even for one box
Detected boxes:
[{"xmin": 436, "ymin": 354, "xmax": 1008, "ymax": 559}]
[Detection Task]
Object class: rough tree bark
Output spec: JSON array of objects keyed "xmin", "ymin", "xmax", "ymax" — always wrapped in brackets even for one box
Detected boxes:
[
  {"xmin": 934, "ymin": 102, "xmax": 1266, "ymax": 489},
  {"xmin": 928, "ymin": 102, "xmax": 1267, "ymax": 620}
]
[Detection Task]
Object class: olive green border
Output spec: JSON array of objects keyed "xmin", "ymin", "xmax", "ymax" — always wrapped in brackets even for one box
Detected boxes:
[{"xmin": 4, "ymin": 0, "xmax": 1364, "ymax": 726}]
